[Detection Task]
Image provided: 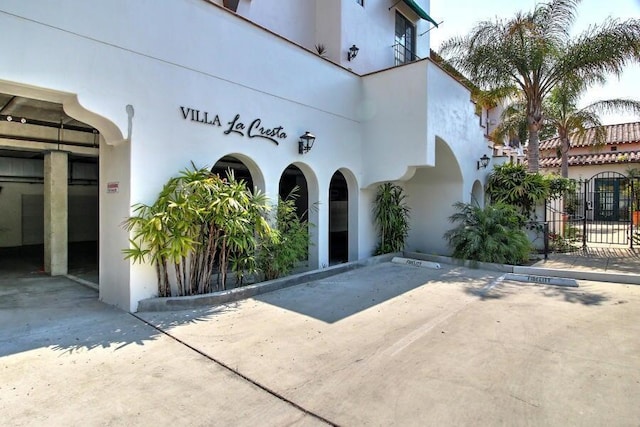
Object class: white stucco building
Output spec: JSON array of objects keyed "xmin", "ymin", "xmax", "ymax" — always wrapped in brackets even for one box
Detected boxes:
[{"xmin": 0, "ymin": 0, "xmax": 492, "ymax": 311}]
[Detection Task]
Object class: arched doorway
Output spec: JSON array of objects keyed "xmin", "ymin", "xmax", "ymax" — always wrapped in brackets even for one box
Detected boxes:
[
  {"xmin": 279, "ymin": 164, "xmax": 309, "ymax": 221},
  {"xmin": 277, "ymin": 164, "xmax": 311, "ymax": 270},
  {"xmin": 471, "ymin": 180, "xmax": 484, "ymax": 207},
  {"xmin": 212, "ymin": 155, "xmax": 254, "ymax": 190},
  {"xmin": 329, "ymin": 171, "xmax": 349, "ymax": 264}
]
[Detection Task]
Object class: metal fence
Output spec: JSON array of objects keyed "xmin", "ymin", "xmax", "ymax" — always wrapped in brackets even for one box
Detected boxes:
[{"xmin": 545, "ymin": 171, "xmax": 639, "ymax": 251}]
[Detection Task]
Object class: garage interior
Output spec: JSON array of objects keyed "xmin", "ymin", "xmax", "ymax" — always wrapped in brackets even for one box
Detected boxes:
[{"xmin": 0, "ymin": 93, "xmax": 99, "ymax": 283}]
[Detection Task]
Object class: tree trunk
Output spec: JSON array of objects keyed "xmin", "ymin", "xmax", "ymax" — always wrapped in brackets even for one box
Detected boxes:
[
  {"xmin": 526, "ymin": 109, "xmax": 543, "ymax": 173},
  {"xmin": 527, "ymin": 127, "xmax": 540, "ymax": 173},
  {"xmin": 560, "ymin": 136, "xmax": 570, "ymax": 178}
]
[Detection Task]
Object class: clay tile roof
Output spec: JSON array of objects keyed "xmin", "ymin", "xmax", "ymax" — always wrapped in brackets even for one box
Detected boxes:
[
  {"xmin": 539, "ymin": 122, "xmax": 640, "ymax": 150},
  {"xmin": 539, "ymin": 150, "xmax": 640, "ymax": 168}
]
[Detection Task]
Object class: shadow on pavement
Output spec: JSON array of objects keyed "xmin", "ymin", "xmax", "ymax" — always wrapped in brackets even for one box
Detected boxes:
[
  {"xmin": 464, "ymin": 279, "xmax": 610, "ymax": 306},
  {"xmin": 0, "ymin": 275, "xmax": 227, "ymax": 358},
  {"xmin": 253, "ymin": 263, "xmax": 445, "ymax": 324}
]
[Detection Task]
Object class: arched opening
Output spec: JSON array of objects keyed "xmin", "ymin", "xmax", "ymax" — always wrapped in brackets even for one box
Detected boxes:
[
  {"xmin": 404, "ymin": 137, "xmax": 464, "ymax": 255},
  {"xmin": 212, "ymin": 155, "xmax": 254, "ymax": 190},
  {"xmin": 471, "ymin": 180, "xmax": 484, "ymax": 207},
  {"xmin": 329, "ymin": 170, "xmax": 349, "ymax": 264},
  {"xmin": 278, "ymin": 164, "xmax": 311, "ymax": 270},
  {"xmin": 279, "ymin": 164, "xmax": 309, "ymax": 221}
]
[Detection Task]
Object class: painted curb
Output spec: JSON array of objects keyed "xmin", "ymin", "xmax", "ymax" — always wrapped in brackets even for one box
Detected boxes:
[
  {"xmin": 392, "ymin": 256, "xmax": 441, "ymax": 269},
  {"xmin": 513, "ymin": 266, "xmax": 640, "ymax": 285},
  {"xmin": 503, "ymin": 273, "xmax": 578, "ymax": 287}
]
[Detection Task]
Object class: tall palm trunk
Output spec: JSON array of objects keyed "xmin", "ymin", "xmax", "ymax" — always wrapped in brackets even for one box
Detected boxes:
[
  {"xmin": 526, "ymin": 122, "xmax": 540, "ymax": 173},
  {"xmin": 560, "ymin": 135, "xmax": 570, "ymax": 178}
]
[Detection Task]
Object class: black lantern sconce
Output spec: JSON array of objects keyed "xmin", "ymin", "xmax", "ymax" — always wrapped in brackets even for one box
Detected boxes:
[
  {"xmin": 347, "ymin": 44, "xmax": 359, "ymax": 61},
  {"xmin": 298, "ymin": 131, "xmax": 316, "ymax": 154},
  {"xmin": 477, "ymin": 154, "xmax": 490, "ymax": 170}
]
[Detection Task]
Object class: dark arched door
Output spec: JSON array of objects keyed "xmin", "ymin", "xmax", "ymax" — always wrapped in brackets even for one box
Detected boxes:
[{"xmin": 329, "ymin": 171, "xmax": 348, "ymax": 264}]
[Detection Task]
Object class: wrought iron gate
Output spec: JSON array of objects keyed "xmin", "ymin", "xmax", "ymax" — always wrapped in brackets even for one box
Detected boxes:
[{"xmin": 545, "ymin": 171, "xmax": 639, "ymax": 250}]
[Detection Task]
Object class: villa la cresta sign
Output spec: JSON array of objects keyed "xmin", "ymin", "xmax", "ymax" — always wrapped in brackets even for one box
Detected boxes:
[{"xmin": 180, "ymin": 106, "xmax": 287, "ymax": 146}]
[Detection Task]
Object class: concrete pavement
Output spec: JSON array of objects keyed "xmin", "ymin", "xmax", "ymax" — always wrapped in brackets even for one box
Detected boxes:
[
  {"xmin": 0, "ymin": 276, "xmax": 327, "ymax": 426},
  {"xmin": 2, "ymin": 261, "xmax": 640, "ymax": 425}
]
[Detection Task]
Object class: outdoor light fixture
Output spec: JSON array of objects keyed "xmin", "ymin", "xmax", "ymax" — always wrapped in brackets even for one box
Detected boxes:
[
  {"xmin": 5, "ymin": 116, "xmax": 26, "ymax": 124},
  {"xmin": 347, "ymin": 44, "xmax": 359, "ymax": 61},
  {"xmin": 298, "ymin": 131, "xmax": 316, "ymax": 154},
  {"xmin": 477, "ymin": 154, "xmax": 490, "ymax": 170}
]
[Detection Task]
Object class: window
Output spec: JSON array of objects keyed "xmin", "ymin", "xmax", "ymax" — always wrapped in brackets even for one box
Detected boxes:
[
  {"xmin": 357, "ymin": 0, "xmax": 364, "ymax": 5},
  {"xmin": 223, "ymin": 0, "xmax": 239, "ymax": 12},
  {"xmin": 395, "ymin": 12, "xmax": 416, "ymax": 65}
]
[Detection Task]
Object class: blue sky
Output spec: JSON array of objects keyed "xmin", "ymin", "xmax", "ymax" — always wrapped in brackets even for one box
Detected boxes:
[{"xmin": 429, "ymin": 0, "xmax": 640, "ymax": 125}]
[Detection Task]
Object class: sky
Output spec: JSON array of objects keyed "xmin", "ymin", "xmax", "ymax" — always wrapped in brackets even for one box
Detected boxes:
[{"xmin": 428, "ymin": 0, "xmax": 640, "ymax": 125}]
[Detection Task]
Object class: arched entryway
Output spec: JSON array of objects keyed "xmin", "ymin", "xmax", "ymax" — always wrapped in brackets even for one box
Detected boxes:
[
  {"xmin": 329, "ymin": 170, "xmax": 349, "ymax": 264},
  {"xmin": 279, "ymin": 164, "xmax": 309, "ymax": 220},
  {"xmin": 471, "ymin": 180, "xmax": 484, "ymax": 207},
  {"xmin": 404, "ymin": 137, "xmax": 464, "ymax": 255},
  {"xmin": 212, "ymin": 155, "xmax": 254, "ymax": 190},
  {"xmin": 277, "ymin": 164, "xmax": 310, "ymax": 271}
]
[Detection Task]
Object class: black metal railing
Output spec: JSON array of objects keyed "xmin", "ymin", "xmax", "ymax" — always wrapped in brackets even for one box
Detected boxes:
[{"xmin": 392, "ymin": 42, "xmax": 420, "ymax": 66}]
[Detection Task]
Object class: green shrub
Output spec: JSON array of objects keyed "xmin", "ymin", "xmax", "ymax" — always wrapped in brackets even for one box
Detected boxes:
[
  {"xmin": 123, "ymin": 165, "xmax": 272, "ymax": 297},
  {"xmin": 444, "ymin": 201, "xmax": 532, "ymax": 265},
  {"xmin": 373, "ymin": 182, "xmax": 411, "ymax": 255},
  {"xmin": 256, "ymin": 188, "xmax": 311, "ymax": 281},
  {"xmin": 486, "ymin": 163, "xmax": 549, "ymax": 220}
]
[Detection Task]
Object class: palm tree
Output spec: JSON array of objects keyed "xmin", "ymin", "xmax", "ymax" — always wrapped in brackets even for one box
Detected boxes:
[
  {"xmin": 543, "ymin": 79, "xmax": 640, "ymax": 177},
  {"xmin": 440, "ymin": 0, "xmax": 640, "ymax": 173}
]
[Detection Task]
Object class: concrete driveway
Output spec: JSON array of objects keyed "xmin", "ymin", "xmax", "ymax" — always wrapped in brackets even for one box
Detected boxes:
[{"xmin": 2, "ymin": 263, "xmax": 640, "ymax": 426}]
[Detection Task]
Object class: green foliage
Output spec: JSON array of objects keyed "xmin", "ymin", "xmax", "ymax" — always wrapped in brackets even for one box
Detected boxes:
[
  {"xmin": 546, "ymin": 174, "xmax": 576, "ymax": 200},
  {"xmin": 441, "ymin": 0, "xmax": 640, "ymax": 172},
  {"xmin": 373, "ymin": 182, "xmax": 411, "ymax": 255},
  {"xmin": 444, "ymin": 202, "xmax": 532, "ymax": 265},
  {"xmin": 122, "ymin": 165, "xmax": 272, "ymax": 297},
  {"xmin": 486, "ymin": 163, "xmax": 549, "ymax": 220},
  {"xmin": 256, "ymin": 188, "xmax": 311, "ymax": 281}
]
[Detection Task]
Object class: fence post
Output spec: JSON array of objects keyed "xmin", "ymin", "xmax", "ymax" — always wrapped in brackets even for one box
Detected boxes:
[
  {"xmin": 582, "ymin": 179, "xmax": 588, "ymax": 250},
  {"xmin": 544, "ymin": 221, "xmax": 549, "ymax": 260}
]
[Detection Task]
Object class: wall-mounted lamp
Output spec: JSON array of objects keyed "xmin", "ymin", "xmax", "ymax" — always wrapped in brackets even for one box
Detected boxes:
[
  {"xmin": 347, "ymin": 44, "xmax": 359, "ymax": 61},
  {"xmin": 477, "ymin": 154, "xmax": 490, "ymax": 170},
  {"xmin": 298, "ymin": 131, "xmax": 316, "ymax": 154}
]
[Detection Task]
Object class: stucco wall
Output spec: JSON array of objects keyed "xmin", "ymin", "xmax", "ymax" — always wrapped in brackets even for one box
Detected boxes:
[
  {"xmin": 426, "ymin": 61, "xmax": 491, "ymax": 201},
  {"xmin": 362, "ymin": 60, "xmax": 429, "ymax": 187},
  {"xmin": 1, "ymin": 0, "xmax": 488, "ymax": 311}
]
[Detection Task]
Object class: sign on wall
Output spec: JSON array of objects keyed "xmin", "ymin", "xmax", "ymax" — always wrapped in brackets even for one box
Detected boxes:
[
  {"xmin": 180, "ymin": 106, "xmax": 287, "ymax": 146},
  {"xmin": 107, "ymin": 182, "xmax": 119, "ymax": 193}
]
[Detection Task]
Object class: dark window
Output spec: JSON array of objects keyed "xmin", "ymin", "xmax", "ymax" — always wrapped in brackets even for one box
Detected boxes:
[
  {"xmin": 395, "ymin": 12, "xmax": 416, "ymax": 65},
  {"xmin": 357, "ymin": 0, "xmax": 364, "ymax": 6},
  {"xmin": 223, "ymin": 0, "xmax": 239, "ymax": 12}
]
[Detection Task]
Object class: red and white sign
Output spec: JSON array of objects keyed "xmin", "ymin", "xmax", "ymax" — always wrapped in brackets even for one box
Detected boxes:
[{"xmin": 107, "ymin": 182, "xmax": 119, "ymax": 193}]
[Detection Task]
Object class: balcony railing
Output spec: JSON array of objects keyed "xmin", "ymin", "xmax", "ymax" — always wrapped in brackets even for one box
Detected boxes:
[{"xmin": 393, "ymin": 42, "xmax": 420, "ymax": 66}]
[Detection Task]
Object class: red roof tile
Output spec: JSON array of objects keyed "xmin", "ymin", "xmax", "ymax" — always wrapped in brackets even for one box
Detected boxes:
[
  {"xmin": 539, "ymin": 122, "xmax": 640, "ymax": 150},
  {"xmin": 540, "ymin": 150, "xmax": 640, "ymax": 168}
]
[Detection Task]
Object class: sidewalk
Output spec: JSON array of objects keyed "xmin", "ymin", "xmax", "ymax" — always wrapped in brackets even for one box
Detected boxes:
[{"xmin": 533, "ymin": 246, "xmax": 640, "ymax": 276}]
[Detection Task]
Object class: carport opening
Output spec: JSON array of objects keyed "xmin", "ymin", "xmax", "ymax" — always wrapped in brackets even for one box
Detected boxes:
[{"xmin": 0, "ymin": 94, "xmax": 99, "ymax": 282}]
